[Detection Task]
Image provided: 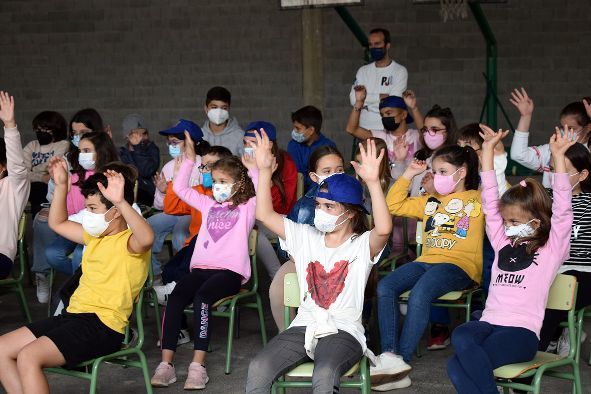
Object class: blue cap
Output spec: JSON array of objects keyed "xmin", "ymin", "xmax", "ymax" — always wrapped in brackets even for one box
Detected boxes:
[
  {"xmin": 244, "ymin": 121, "xmax": 276, "ymax": 141},
  {"xmin": 316, "ymin": 173, "xmax": 368, "ymax": 214},
  {"xmin": 159, "ymin": 119, "xmax": 203, "ymax": 142},
  {"xmin": 379, "ymin": 96, "xmax": 414, "ymax": 124}
]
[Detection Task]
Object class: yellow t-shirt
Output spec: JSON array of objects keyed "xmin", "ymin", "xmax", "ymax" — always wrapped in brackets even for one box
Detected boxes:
[
  {"xmin": 386, "ymin": 177, "xmax": 484, "ymax": 283},
  {"xmin": 67, "ymin": 229, "xmax": 149, "ymax": 333}
]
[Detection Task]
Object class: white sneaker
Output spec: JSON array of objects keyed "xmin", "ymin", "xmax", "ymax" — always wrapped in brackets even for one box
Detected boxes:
[
  {"xmin": 497, "ymin": 387, "xmax": 514, "ymax": 394},
  {"xmin": 157, "ymin": 329, "xmax": 191, "ymax": 347},
  {"xmin": 372, "ymin": 375, "xmax": 411, "ymax": 391},
  {"xmin": 36, "ymin": 273, "xmax": 50, "ymax": 304},
  {"xmin": 370, "ymin": 353, "xmax": 412, "ymax": 386},
  {"xmin": 545, "ymin": 340, "xmax": 558, "ymax": 353},
  {"xmin": 557, "ymin": 328, "xmax": 587, "ymax": 357},
  {"xmin": 154, "ymin": 281, "xmax": 176, "ymax": 305}
]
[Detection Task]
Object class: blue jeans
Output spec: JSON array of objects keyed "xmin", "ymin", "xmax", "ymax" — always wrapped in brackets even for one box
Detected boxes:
[
  {"xmin": 147, "ymin": 213, "xmax": 191, "ymax": 276},
  {"xmin": 32, "ymin": 212, "xmax": 58, "ymax": 275},
  {"xmin": 45, "ymin": 235, "xmax": 83, "ymax": 275},
  {"xmin": 377, "ymin": 261, "xmax": 473, "ymax": 362},
  {"xmin": 447, "ymin": 321, "xmax": 538, "ymax": 394}
]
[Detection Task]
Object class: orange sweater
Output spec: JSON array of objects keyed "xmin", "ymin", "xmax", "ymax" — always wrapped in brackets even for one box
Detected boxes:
[{"xmin": 163, "ymin": 182, "xmax": 212, "ymax": 247}]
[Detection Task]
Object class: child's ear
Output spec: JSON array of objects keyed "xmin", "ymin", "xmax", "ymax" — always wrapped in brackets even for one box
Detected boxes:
[
  {"xmin": 579, "ymin": 169, "xmax": 589, "ymax": 183},
  {"xmin": 530, "ymin": 218, "xmax": 541, "ymax": 230}
]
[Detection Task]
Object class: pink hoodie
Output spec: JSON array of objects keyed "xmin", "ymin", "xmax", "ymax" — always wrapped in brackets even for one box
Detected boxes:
[{"xmin": 480, "ymin": 170, "xmax": 572, "ymax": 338}]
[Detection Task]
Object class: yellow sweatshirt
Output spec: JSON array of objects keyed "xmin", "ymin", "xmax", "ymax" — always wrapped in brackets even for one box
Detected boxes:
[{"xmin": 386, "ymin": 177, "xmax": 484, "ymax": 283}]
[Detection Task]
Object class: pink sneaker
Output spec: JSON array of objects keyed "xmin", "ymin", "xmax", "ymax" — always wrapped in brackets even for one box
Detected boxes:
[
  {"xmin": 151, "ymin": 362, "xmax": 177, "ymax": 387},
  {"xmin": 184, "ymin": 362, "xmax": 209, "ymax": 390}
]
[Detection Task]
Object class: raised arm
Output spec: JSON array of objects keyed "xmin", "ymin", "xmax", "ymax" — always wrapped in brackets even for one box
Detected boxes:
[
  {"xmin": 403, "ymin": 90, "xmax": 423, "ymax": 131},
  {"xmin": 252, "ymin": 129, "xmax": 286, "ymax": 239},
  {"xmin": 172, "ymin": 132, "xmax": 209, "ymax": 210},
  {"xmin": 509, "ymin": 88, "xmax": 545, "ymax": 171},
  {"xmin": 0, "ymin": 92, "xmax": 28, "ymax": 183},
  {"xmin": 386, "ymin": 159, "xmax": 428, "ymax": 219},
  {"xmin": 351, "ymin": 139, "xmax": 391, "ymax": 259},
  {"xmin": 48, "ymin": 156, "xmax": 84, "ymax": 244},
  {"xmin": 345, "ymin": 85, "xmax": 372, "ymax": 140}
]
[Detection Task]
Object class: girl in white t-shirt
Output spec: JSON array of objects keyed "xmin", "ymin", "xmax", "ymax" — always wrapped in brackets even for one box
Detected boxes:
[{"xmin": 246, "ymin": 131, "xmax": 391, "ymax": 393}]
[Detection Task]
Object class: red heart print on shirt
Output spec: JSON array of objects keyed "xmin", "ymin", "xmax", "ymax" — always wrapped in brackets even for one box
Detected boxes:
[
  {"xmin": 305, "ymin": 260, "xmax": 349, "ymax": 309},
  {"xmin": 207, "ymin": 205, "xmax": 239, "ymax": 242}
]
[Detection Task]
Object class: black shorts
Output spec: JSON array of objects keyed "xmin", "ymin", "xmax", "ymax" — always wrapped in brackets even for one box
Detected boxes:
[{"xmin": 26, "ymin": 312, "xmax": 124, "ymax": 368}]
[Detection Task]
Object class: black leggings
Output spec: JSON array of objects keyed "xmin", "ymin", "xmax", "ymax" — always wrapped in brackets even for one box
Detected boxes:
[
  {"xmin": 161, "ymin": 235, "xmax": 196, "ymax": 285},
  {"xmin": 161, "ymin": 268, "xmax": 242, "ymax": 351},
  {"xmin": 0, "ymin": 253, "xmax": 13, "ymax": 279}
]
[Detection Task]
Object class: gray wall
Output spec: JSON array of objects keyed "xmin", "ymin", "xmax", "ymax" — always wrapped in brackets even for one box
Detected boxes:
[{"xmin": 2, "ymin": 0, "xmax": 590, "ymax": 160}]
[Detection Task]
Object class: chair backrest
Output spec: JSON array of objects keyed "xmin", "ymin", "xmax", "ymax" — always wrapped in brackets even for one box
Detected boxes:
[
  {"xmin": 283, "ymin": 272, "xmax": 300, "ymax": 328},
  {"xmin": 247, "ymin": 230, "xmax": 259, "ymax": 292},
  {"xmin": 296, "ymin": 173, "xmax": 305, "ymax": 199},
  {"xmin": 18, "ymin": 213, "xmax": 26, "ymax": 241},
  {"xmin": 545, "ymin": 274, "xmax": 577, "ymax": 311}
]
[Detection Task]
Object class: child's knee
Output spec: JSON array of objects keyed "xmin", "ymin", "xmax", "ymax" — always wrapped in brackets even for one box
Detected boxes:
[
  {"xmin": 376, "ymin": 278, "xmax": 397, "ymax": 298},
  {"xmin": 16, "ymin": 346, "xmax": 39, "ymax": 370}
]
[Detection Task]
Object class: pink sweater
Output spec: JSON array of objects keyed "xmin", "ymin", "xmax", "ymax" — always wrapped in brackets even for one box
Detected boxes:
[
  {"xmin": 480, "ymin": 170, "xmax": 572, "ymax": 337},
  {"xmin": 172, "ymin": 159, "xmax": 256, "ymax": 283},
  {"xmin": 67, "ymin": 171, "xmax": 93, "ymax": 215}
]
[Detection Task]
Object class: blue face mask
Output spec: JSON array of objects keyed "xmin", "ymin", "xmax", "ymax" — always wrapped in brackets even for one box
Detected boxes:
[
  {"xmin": 168, "ymin": 144, "xmax": 181, "ymax": 158},
  {"xmin": 291, "ymin": 129, "xmax": 306, "ymax": 144},
  {"xmin": 71, "ymin": 134, "xmax": 81, "ymax": 147},
  {"xmin": 202, "ymin": 172, "xmax": 213, "ymax": 188},
  {"xmin": 370, "ymin": 47, "xmax": 386, "ymax": 61}
]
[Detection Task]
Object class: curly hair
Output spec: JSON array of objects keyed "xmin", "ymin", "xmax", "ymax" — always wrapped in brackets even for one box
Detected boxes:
[{"xmin": 210, "ymin": 156, "xmax": 256, "ymax": 207}]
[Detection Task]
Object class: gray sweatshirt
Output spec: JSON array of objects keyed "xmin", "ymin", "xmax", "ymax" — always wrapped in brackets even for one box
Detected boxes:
[{"xmin": 201, "ymin": 117, "xmax": 244, "ymax": 156}]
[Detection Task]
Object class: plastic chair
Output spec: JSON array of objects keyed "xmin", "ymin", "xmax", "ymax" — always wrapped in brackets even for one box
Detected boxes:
[
  {"xmin": 0, "ymin": 214, "xmax": 32, "ymax": 322},
  {"xmin": 272, "ymin": 273, "xmax": 370, "ymax": 394},
  {"xmin": 45, "ymin": 288, "xmax": 153, "ymax": 394},
  {"xmin": 296, "ymin": 173, "xmax": 304, "ymax": 199},
  {"xmin": 494, "ymin": 274, "xmax": 582, "ymax": 394},
  {"xmin": 184, "ymin": 229, "xmax": 267, "ymax": 374}
]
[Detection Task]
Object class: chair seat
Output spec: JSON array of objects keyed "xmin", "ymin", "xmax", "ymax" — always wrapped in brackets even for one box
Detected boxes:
[
  {"xmin": 212, "ymin": 288, "xmax": 249, "ymax": 308},
  {"xmin": 493, "ymin": 352, "xmax": 563, "ymax": 379},
  {"xmin": 286, "ymin": 361, "xmax": 360, "ymax": 378},
  {"xmin": 399, "ymin": 288, "xmax": 476, "ymax": 301}
]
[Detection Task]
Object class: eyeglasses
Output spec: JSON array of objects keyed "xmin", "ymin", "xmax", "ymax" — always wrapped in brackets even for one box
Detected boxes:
[
  {"xmin": 198, "ymin": 163, "xmax": 212, "ymax": 172},
  {"xmin": 421, "ymin": 127, "xmax": 447, "ymax": 136}
]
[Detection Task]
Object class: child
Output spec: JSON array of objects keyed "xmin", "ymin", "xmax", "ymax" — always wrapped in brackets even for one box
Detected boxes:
[
  {"xmin": 0, "ymin": 159, "xmax": 152, "ymax": 393},
  {"xmin": 151, "ymin": 132, "xmax": 257, "ymax": 390},
  {"xmin": 287, "ymin": 105, "xmax": 336, "ymax": 191},
  {"xmin": 269, "ymin": 145, "xmax": 345, "ymax": 331},
  {"xmin": 354, "ymin": 137, "xmax": 393, "ymax": 211},
  {"xmin": 118, "ymin": 113, "xmax": 160, "ymax": 206},
  {"xmin": 0, "ymin": 92, "xmax": 30, "ymax": 279},
  {"xmin": 372, "ymin": 144, "xmax": 483, "ymax": 391},
  {"xmin": 23, "ymin": 110, "xmax": 69, "ymax": 217},
  {"xmin": 509, "ymin": 88, "xmax": 591, "ymax": 187},
  {"xmin": 201, "ymin": 86, "xmax": 244, "ymax": 156},
  {"xmin": 246, "ymin": 133, "xmax": 391, "ymax": 393},
  {"xmin": 447, "ymin": 125, "xmax": 574, "ymax": 394}
]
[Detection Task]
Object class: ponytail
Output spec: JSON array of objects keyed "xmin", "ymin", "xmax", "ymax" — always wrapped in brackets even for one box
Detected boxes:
[{"xmin": 432, "ymin": 145, "xmax": 480, "ymax": 191}]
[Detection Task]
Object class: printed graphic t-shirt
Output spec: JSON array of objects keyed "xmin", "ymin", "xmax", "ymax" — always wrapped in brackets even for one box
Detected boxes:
[{"xmin": 279, "ymin": 219, "xmax": 383, "ymax": 355}]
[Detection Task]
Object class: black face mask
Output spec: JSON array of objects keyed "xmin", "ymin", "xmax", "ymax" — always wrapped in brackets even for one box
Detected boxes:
[
  {"xmin": 382, "ymin": 116, "xmax": 400, "ymax": 132},
  {"xmin": 36, "ymin": 131, "xmax": 53, "ymax": 146}
]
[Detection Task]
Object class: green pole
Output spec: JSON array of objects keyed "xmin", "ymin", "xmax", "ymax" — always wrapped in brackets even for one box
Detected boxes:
[{"xmin": 469, "ymin": 2, "xmax": 497, "ymax": 130}]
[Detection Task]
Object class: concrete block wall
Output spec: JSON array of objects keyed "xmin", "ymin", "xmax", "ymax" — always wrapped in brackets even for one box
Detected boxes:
[{"xmin": 1, "ymin": 0, "xmax": 590, "ymax": 161}]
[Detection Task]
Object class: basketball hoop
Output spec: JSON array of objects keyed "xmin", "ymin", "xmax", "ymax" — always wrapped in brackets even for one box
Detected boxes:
[{"xmin": 440, "ymin": 0, "xmax": 468, "ymax": 22}]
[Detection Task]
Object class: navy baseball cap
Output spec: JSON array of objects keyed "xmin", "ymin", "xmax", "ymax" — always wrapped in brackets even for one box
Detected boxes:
[
  {"xmin": 379, "ymin": 96, "xmax": 413, "ymax": 124},
  {"xmin": 159, "ymin": 119, "xmax": 203, "ymax": 142},
  {"xmin": 316, "ymin": 173, "xmax": 368, "ymax": 214},
  {"xmin": 244, "ymin": 121, "xmax": 277, "ymax": 141}
]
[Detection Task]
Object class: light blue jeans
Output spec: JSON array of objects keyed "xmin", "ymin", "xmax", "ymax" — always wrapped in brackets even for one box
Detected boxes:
[
  {"xmin": 45, "ymin": 235, "xmax": 83, "ymax": 275},
  {"xmin": 147, "ymin": 213, "xmax": 191, "ymax": 276},
  {"xmin": 377, "ymin": 261, "xmax": 473, "ymax": 362},
  {"xmin": 32, "ymin": 212, "xmax": 58, "ymax": 275}
]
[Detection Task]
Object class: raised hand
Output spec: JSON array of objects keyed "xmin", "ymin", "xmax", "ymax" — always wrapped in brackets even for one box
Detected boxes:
[
  {"xmin": 153, "ymin": 171, "xmax": 167, "ymax": 193},
  {"xmin": 351, "ymin": 139, "xmax": 385, "ymax": 184},
  {"xmin": 550, "ymin": 125, "xmax": 577, "ymax": 157},
  {"xmin": 48, "ymin": 156, "xmax": 69, "ymax": 186},
  {"xmin": 478, "ymin": 124, "xmax": 509, "ymax": 152},
  {"xmin": 183, "ymin": 131, "xmax": 196, "ymax": 161},
  {"xmin": 354, "ymin": 85, "xmax": 367, "ymax": 105},
  {"xmin": 251, "ymin": 128, "xmax": 275, "ymax": 171},
  {"xmin": 393, "ymin": 134, "xmax": 409, "ymax": 161},
  {"xmin": 0, "ymin": 91, "xmax": 16, "ymax": 128},
  {"xmin": 97, "ymin": 170, "xmax": 125, "ymax": 205},
  {"xmin": 402, "ymin": 89, "xmax": 417, "ymax": 110},
  {"xmin": 403, "ymin": 158, "xmax": 428, "ymax": 179},
  {"xmin": 241, "ymin": 150, "xmax": 257, "ymax": 171},
  {"xmin": 509, "ymin": 87, "xmax": 534, "ymax": 117}
]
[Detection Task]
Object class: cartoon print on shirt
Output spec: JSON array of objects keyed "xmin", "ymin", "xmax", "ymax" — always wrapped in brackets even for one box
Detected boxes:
[
  {"xmin": 424, "ymin": 197, "xmax": 442, "ymax": 233},
  {"xmin": 305, "ymin": 260, "xmax": 349, "ymax": 309},
  {"xmin": 431, "ymin": 212, "xmax": 451, "ymax": 237},
  {"xmin": 455, "ymin": 199, "xmax": 482, "ymax": 239},
  {"xmin": 436, "ymin": 198, "xmax": 463, "ymax": 234},
  {"xmin": 493, "ymin": 243, "xmax": 539, "ymax": 289}
]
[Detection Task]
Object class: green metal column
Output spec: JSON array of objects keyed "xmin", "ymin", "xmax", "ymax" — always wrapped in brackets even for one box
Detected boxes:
[
  {"xmin": 334, "ymin": 6, "xmax": 369, "ymax": 62},
  {"xmin": 469, "ymin": 2, "xmax": 497, "ymax": 130}
]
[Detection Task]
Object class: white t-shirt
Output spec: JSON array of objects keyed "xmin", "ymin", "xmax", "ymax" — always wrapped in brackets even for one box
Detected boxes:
[
  {"xmin": 349, "ymin": 60, "xmax": 408, "ymax": 131},
  {"xmin": 279, "ymin": 218, "xmax": 383, "ymax": 357}
]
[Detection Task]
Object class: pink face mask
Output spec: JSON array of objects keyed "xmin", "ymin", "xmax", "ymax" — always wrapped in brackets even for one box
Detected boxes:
[
  {"xmin": 433, "ymin": 168, "xmax": 463, "ymax": 195},
  {"xmin": 424, "ymin": 132, "xmax": 446, "ymax": 150}
]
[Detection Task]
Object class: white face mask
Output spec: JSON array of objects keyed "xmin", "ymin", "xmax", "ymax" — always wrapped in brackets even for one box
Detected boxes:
[
  {"xmin": 213, "ymin": 182, "xmax": 235, "ymax": 203},
  {"xmin": 313, "ymin": 208, "xmax": 349, "ymax": 233},
  {"xmin": 244, "ymin": 146, "xmax": 255, "ymax": 157},
  {"xmin": 548, "ymin": 171, "xmax": 581, "ymax": 191},
  {"xmin": 504, "ymin": 219, "xmax": 536, "ymax": 239},
  {"xmin": 207, "ymin": 108, "xmax": 229, "ymax": 125},
  {"xmin": 79, "ymin": 152, "xmax": 96, "ymax": 170},
  {"xmin": 82, "ymin": 207, "xmax": 114, "ymax": 237}
]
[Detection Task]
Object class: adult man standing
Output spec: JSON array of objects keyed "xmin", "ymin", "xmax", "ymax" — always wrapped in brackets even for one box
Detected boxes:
[{"xmin": 349, "ymin": 28, "xmax": 408, "ymax": 131}]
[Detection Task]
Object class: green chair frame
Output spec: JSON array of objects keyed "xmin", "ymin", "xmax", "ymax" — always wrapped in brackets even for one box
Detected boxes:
[
  {"xmin": 0, "ymin": 214, "xmax": 32, "ymax": 322},
  {"xmin": 494, "ymin": 274, "xmax": 582, "ymax": 394},
  {"xmin": 45, "ymin": 288, "xmax": 153, "ymax": 394},
  {"xmin": 184, "ymin": 230, "xmax": 267, "ymax": 374},
  {"xmin": 272, "ymin": 272, "xmax": 370, "ymax": 394},
  {"xmin": 143, "ymin": 255, "xmax": 162, "ymax": 340}
]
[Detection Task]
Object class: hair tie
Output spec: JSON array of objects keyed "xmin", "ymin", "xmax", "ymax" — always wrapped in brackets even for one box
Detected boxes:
[{"xmin": 520, "ymin": 180, "xmax": 527, "ymax": 187}]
